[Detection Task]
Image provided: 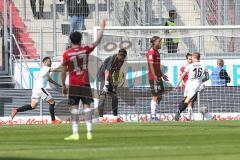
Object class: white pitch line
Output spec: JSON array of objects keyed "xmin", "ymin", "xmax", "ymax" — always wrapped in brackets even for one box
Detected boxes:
[
  {"xmin": 0, "ymin": 145, "xmax": 191, "ymax": 153},
  {"xmin": 0, "ymin": 144, "xmax": 236, "ymax": 154}
]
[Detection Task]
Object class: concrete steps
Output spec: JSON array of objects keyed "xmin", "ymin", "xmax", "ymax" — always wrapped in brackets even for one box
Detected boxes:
[{"xmin": 0, "ymin": 1, "xmax": 38, "ymax": 59}]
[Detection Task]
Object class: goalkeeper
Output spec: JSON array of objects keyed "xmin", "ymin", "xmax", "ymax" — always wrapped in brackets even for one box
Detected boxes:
[{"xmin": 96, "ymin": 49, "xmax": 127, "ymax": 123}]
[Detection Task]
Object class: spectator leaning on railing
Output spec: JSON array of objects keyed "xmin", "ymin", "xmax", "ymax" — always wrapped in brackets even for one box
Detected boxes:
[
  {"xmin": 60, "ymin": 0, "xmax": 89, "ymax": 48},
  {"xmin": 211, "ymin": 59, "xmax": 231, "ymax": 86}
]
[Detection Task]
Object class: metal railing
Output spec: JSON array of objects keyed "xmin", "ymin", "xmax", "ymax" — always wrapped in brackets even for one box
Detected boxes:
[
  {"xmin": 1, "ymin": 0, "xmax": 240, "ymax": 63},
  {"xmin": 10, "ymin": 34, "xmax": 37, "ymax": 88}
]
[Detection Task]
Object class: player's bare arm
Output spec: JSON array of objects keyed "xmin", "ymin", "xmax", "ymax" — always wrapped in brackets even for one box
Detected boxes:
[
  {"xmin": 175, "ymin": 71, "xmax": 187, "ymax": 89},
  {"xmin": 93, "ymin": 19, "xmax": 106, "ymax": 46},
  {"xmin": 161, "ymin": 69, "xmax": 169, "ymax": 81},
  {"xmin": 104, "ymin": 69, "xmax": 110, "ymax": 82},
  {"xmin": 179, "ymin": 71, "xmax": 186, "ymax": 86},
  {"xmin": 61, "ymin": 65, "xmax": 67, "ymax": 95},
  {"xmin": 50, "ymin": 66, "xmax": 62, "ymax": 72},
  {"xmin": 48, "ymin": 77, "xmax": 61, "ymax": 87}
]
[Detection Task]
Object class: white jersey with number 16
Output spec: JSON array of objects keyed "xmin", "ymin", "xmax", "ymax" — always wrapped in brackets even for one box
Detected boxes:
[{"xmin": 184, "ymin": 62, "xmax": 208, "ymax": 82}]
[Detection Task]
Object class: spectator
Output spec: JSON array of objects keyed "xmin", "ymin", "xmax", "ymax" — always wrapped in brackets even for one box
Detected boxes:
[
  {"xmin": 165, "ymin": 10, "xmax": 178, "ymax": 53},
  {"xmin": 60, "ymin": 0, "xmax": 89, "ymax": 47},
  {"xmin": 30, "ymin": 0, "xmax": 44, "ymax": 19},
  {"xmin": 211, "ymin": 59, "xmax": 231, "ymax": 86}
]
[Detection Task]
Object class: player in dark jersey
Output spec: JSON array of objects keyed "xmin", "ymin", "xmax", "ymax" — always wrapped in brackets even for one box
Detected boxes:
[
  {"xmin": 96, "ymin": 49, "xmax": 127, "ymax": 123},
  {"xmin": 61, "ymin": 19, "xmax": 106, "ymax": 141},
  {"xmin": 146, "ymin": 36, "xmax": 169, "ymax": 121}
]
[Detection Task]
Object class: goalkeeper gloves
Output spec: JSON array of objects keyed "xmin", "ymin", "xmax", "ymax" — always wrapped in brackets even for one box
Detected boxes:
[{"xmin": 102, "ymin": 81, "xmax": 109, "ymax": 94}]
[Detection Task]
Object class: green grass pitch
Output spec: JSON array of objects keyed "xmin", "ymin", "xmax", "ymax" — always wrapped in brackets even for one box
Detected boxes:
[{"xmin": 0, "ymin": 121, "xmax": 240, "ymax": 160}]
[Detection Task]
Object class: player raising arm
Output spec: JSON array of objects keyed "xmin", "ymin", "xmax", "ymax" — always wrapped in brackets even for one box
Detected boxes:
[
  {"xmin": 174, "ymin": 52, "xmax": 209, "ymax": 121},
  {"xmin": 61, "ymin": 19, "xmax": 106, "ymax": 141}
]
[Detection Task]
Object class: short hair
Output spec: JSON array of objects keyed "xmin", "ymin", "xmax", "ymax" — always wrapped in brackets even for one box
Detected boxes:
[
  {"xmin": 185, "ymin": 53, "xmax": 192, "ymax": 59},
  {"xmin": 42, "ymin": 57, "xmax": 51, "ymax": 63},
  {"xmin": 192, "ymin": 52, "xmax": 200, "ymax": 60},
  {"xmin": 150, "ymin": 36, "xmax": 161, "ymax": 46},
  {"xmin": 217, "ymin": 59, "xmax": 224, "ymax": 66},
  {"xmin": 70, "ymin": 31, "xmax": 82, "ymax": 45},
  {"xmin": 118, "ymin": 48, "xmax": 127, "ymax": 57},
  {"xmin": 169, "ymin": 10, "xmax": 176, "ymax": 17}
]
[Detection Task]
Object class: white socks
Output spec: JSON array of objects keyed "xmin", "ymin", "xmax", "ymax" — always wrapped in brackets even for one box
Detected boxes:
[
  {"xmin": 71, "ymin": 107, "xmax": 93, "ymax": 135},
  {"xmin": 71, "ymin": 108, "xmax": 79, "ymax": 135},
  {"xmin": 94, "ymin": 98, "xmax": 99, "ymax": 109},
  {"xmin": 84, "ymin": 108, "xmax": 93, "ymax": 133},
  {"xmin": 151, "ymin": 100, "xmax": 157, "ymax": 115},
  {"xmin": 187, "ymin": 107, "xmax": 193, "ymax": 120},
  {"xmin": 86, "ymin": 121, "xmax": 92, "ymax": 133},
  {"xmin": 72, "ymin": 122, "xmax": 78, "ymax": 135}
]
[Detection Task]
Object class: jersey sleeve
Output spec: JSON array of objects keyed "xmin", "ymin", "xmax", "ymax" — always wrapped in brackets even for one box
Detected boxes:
[
  {"xmin": 184, "ymin": 65, "xmax": 190, "ymax": 73},
  {"xmin": 39, "ymin": 66, "xmax": 50, "ymax": 77},
  {"xmin": 147, "ymin": 51, "xmax": 155, "ymax": 63},
  {"xmin": 180, "ymin": 66, "xmax": 185, "ymax": 74},
  {"xmin": 105, "ymin": 56, "xmax": 113, "ymax": 70},
  {"xmin": 85, "ymin": 44, "xmax": 96, "ymax": 54},
  {"xmin": 61, "ymin": 52, "xmax": 68, "ymax": 66}
]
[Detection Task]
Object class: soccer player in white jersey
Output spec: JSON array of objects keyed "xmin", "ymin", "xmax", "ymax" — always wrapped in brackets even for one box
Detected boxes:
[
  {"xmin": 11, "ymin": 57, "xmax": 62, "ymax": 124},
  {"xmin": 174, "ymin": 52, "xmax": 209, "ymax": 121}
]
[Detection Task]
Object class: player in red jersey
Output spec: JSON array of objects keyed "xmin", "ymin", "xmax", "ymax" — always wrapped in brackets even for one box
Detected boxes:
[
  {"xmin": 61, "ymin": 19, "xmax": 106, "ymax": 141},
  {"xmin": 146, "ymin": 36, "xmax": 169, "ymax": 121},
  {"xmin": 180, "ymin": 53, "xmax": 192, "ymax": 92},
  {"xmin": 179, "ymin": 53, "xmax": 193, "ymax": 120}
]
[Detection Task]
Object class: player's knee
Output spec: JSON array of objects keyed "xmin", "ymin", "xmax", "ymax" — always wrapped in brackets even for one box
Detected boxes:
[
  {"xmin": 152, "ymin": 96, "xmax": 158, "ymax": 102},
  {"xmin": 184, "ymin": 98, "xmax": 191, "ymax": 104},
  {"xmin": 31, "ymin": 101, "xmax": 38, "ymax": 109},
  {"xmin": 50, "ymin": 101, "xmax": 55, "ymax": 105},
  {"xmin": 31, "ymin": 105, "xmax": 37, "ymax": 109},
  {"xmin": 93, "ymin": 98, "xmax": 99, "ymax": 109},
  {"xmin": 48, "ymin": 99, "xmax": 55, "ymax": 105}
]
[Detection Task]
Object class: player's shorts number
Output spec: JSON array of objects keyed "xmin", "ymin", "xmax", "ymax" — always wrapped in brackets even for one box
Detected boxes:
[{"xmin": 104, "ymin": 41, "xmax": 132, "ymax": 52}]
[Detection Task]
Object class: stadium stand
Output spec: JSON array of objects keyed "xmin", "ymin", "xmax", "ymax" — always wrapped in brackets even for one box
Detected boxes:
[
  {"xmin": 1, "ymin": 0, "xmax": 238, "ymax": 59},
  {"xmin": 0, "ymin": 1, "xmax": 37, "ymax": 59}
]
